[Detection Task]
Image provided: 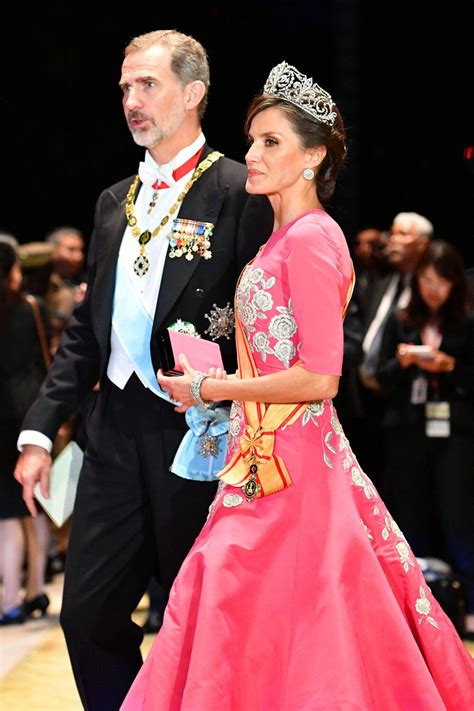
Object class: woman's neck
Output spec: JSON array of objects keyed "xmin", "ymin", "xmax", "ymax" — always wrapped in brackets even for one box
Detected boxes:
[
  {"xmin": 269, "ymin": 187, "xmax": 324, "ymax": 231},
  {"xmin": 427, "ymin": 312, "xmax": 440, "ymax": 325}
]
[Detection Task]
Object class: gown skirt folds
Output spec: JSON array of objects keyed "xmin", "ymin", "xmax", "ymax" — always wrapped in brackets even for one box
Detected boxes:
[{"xmin": 122, "ymin": 211, "xmax": 473, "ymax": 710}]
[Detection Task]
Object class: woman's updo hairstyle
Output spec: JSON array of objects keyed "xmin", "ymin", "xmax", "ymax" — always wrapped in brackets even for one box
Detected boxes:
[{"xmin": 245, "ymin": 94, "xmax": 347, "ymax": 204}]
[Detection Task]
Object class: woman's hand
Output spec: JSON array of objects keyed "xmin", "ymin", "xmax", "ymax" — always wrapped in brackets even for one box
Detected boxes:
[
  {"xmin": 157, "ymin": 354, "xmax": 228, "ymax": 413},
  {"xmin": 416, "ymin": 350, "xmax": 455, "ymax": 374},
  {"xmin": 396, "ymin": 343, "xmax": 418, "ymax": 369}
]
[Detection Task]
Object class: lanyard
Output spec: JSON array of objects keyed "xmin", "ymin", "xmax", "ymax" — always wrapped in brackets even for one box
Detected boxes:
[{"xmin": 421, "ymin": 323, "xmax": 442, "ymax": 350}]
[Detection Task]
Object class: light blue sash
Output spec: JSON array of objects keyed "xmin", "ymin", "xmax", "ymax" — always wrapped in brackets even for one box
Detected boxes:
[
  {"xmin": 112, "ymin": 261, "xmax": 171, "ymax": 402},
  {"xmin": 171, "ymin": 405, "xmax": 230, "ymax": 481}
]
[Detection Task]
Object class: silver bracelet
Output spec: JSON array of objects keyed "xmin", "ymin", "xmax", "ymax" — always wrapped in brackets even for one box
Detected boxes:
[{"xmin": 189, "ymin": 372, "xmax": 212, "ymax": 408}]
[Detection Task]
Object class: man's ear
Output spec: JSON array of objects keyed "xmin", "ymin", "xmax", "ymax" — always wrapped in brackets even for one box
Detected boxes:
[{"xmin": 184, "ymin": 81, "xmax": 206, "ymax": 111}]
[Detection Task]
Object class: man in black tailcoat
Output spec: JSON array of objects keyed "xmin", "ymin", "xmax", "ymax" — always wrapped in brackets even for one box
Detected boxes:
[{"xmin": 14, "ymin": 30, "xmax": 272, "ymax": 710}]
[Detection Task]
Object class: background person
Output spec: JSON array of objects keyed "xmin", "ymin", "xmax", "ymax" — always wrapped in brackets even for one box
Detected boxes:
[
  {"xmin": 44, "ymin": 226, "xmax": 86, "ymax": 356},
  {"xmin": 354, "ymin": 211, "xmax": 434, "ymax": 485},
  {"xmin": 376, "ymin": 239, "xmax": 474, "ymax": 640},
  {"xmin": 0, "ymin": 242, "xmax": 50, "ymax": 625}
]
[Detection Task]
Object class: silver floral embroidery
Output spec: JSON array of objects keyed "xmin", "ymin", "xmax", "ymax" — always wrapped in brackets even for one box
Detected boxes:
[
  {"xmin": 302, "ymin": 400, "xmax": 325, "ymax": 426},
  {"xmin": 273, "ymin": 339, "xmax": 296, "ymax": 367},
  {"xmin": 237, "ymin": 266, "xmax": 275, "ymax": 334},
  {"xmin": 223, "ymin": 493, "xmax": 244, "ymax": 508},
  {"xmin": 321, "ymin": 407, "xmax": 423, "ymax": 587},
  {"xmin": 361, "ymin": 520, "xmax": 374, "ymax": 541},
  {"xmin": 269, "ymin": 301, "xmax": 297, "ymax": 340},
  {"xmin": 252, "ymin": 332, "xmax": 274, "ymax": 361},
  {"xmin": 351, "ymin": 466, "xmax": 376, "ymax": 499},
  {"xmin": 240, "ymin": 302, "xmax": 257, "ymax": 330},
  {"xmin": 321, "ymin": 404, "xmax": 351, "ymax": 469},
  {"xmin": 381, "ymin": 515, "xmax": 391, "ymax": 541},
  {"xmin": 248, "ymin": 267, "xmax": 264, "ymax": 285},
  {"xmin": 389, "ymin": 517, "xmax": 405, "ymax": 540},
  {"xmin": 330, "ymin": 414, "xmax": 343, "ymax": 435},
  {"xmin": 253, "ymin": 289, "xmax": 273, "ymax": 312},
  {"xmin": 415, "ymin": 586, "xmax": 439, "ymax": 629},
  {"xmin": 325, "ymin": 431, "xmax": 337, "ymax": 454},
  {"xmin": 237, "ymin": 265, "xmax": 298, "ymax": 368},
  {"xmin": 396, "ymin": 541, "xmax": 415, "ymax": 573}
]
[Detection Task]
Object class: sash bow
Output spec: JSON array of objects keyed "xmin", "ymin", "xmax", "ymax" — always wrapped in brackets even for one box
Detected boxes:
[
  {"xmin": 239, "ymin": 425, "xmax": 275, "ymax": 465},
  {"xmin": 170, "ymin": 405, "xmax": 230, "ymax": 482}
]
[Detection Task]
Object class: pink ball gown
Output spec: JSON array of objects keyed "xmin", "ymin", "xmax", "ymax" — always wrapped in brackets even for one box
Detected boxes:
[{"xmin": 122, "ymin": 210, "xmax": 473, "ymax": 710}]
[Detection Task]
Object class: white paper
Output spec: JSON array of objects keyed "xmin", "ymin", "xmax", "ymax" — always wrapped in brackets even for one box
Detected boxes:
[
  {"xmin": 425, "ymin": 419, "xmax": 451, "ymax": 438},
  {"xmin": 34, "ymin": 441, "xmax": 83, "ymax": 527}
]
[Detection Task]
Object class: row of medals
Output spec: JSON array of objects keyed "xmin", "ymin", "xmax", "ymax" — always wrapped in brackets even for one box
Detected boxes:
[{"xmin": 133, "ymin": 192, "xmax": 212, "ymax": 276}]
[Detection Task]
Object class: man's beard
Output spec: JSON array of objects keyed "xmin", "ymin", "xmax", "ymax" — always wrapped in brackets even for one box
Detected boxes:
[{"xmin": 127, "ymin": 99, "xmax": 186, "ymax": 149}]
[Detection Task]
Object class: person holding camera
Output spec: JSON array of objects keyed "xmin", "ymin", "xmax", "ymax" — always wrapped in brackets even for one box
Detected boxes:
[{"xmin": 376, "ymin": 239, "xmax": 474, "ymax": 640}]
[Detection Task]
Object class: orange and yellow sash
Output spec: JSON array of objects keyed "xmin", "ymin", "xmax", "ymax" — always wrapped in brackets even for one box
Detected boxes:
[{"xmin": 218, "ymin": 258, "xmax": 355, "ymax": 501}]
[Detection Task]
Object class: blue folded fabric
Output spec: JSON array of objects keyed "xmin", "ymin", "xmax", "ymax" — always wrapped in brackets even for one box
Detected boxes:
[{"xmin": 170, "ymin": 405, "xmax": 230, "ymax": 481}]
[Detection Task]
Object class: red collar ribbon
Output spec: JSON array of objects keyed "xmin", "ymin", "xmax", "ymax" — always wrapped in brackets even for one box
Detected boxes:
[{"xmin": 152, "ymin": 146, "xmax": 205, "ymax": 190}]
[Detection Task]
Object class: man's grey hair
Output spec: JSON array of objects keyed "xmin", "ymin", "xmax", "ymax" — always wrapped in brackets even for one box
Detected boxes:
[
  {"xmin": 0, "ymin": 232, "xmax": 19, "ymax": 250},
  {"xmin": 124, "ymin": 30, "xmax": 210, "ymax": 119},
  {"xmin": 46, "ymin": 227, "xmax": 84, "ymax": 247},
  {"xmin": 393, "ymin": 212, "xmax": 434, "ymax": 239}
]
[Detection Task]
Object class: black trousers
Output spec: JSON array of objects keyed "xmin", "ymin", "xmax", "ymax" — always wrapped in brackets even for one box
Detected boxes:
[
  {"xmin": 60, "ymin": 375, "xmax": 218, "ymax": 711},
  {"xmin": 382, "ymin": 427, "xmax": 474, "ymax": 615}
]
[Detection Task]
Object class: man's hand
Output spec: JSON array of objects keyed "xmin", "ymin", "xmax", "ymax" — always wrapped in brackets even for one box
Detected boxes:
[{"xmin": 14, "ymin": 445, "xmax": 52, "ymax": 516}]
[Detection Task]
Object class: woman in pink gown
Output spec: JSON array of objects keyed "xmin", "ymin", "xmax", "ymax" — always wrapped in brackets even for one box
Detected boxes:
[{"xmin": 122, "ymin": 62, "xmax": 473, "ymax": 710}]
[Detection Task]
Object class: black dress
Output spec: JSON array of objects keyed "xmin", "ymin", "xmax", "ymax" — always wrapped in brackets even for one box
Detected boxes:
[{"xmin": 0, "ymin": 297, "xmax": 49, "ymax": 518}]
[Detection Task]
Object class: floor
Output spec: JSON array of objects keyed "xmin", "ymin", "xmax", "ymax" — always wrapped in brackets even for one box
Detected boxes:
[
  {"xmin": 1, "ymin": 575, "xmax": 473, "ymax": 710},
  {"xmin": 0, "ymin": 574, "xmax": 153, "ymax": 710}
]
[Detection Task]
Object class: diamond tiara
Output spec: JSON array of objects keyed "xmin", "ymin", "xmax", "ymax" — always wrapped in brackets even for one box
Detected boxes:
[{"xmin": 263, "ymin": 61, "xmax": 337, "ymax": 127}]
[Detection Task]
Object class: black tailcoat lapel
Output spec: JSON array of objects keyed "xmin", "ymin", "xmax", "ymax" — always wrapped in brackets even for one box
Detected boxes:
[
  {"xmin": 90, "ymin": 186, "xmax": 129, "ymax": 364},
  {"xmin": 152, "ymin": 146, "xmax": 228, "ymax": 335}
]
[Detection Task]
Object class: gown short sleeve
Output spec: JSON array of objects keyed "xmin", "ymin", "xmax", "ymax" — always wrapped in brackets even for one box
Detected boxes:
[{"xmin": 283, "ymin": 216, "xmax": 347, "ymax": 376}]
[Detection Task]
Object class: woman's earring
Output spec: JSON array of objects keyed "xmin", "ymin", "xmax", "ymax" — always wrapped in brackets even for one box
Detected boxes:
[{"xmin": 303, "ymin": 168, "xmax": 315, "ymax": 181}]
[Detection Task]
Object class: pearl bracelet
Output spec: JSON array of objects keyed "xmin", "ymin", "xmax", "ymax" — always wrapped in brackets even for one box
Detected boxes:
[{"xmin": 189, "ymin": 372, "xmax": 212, "ymax": 408}]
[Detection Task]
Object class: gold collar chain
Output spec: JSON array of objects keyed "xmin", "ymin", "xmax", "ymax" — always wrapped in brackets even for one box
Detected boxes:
[{"xmin": 125, "ymin": 150, "xmax": 224, "ymax": 276}]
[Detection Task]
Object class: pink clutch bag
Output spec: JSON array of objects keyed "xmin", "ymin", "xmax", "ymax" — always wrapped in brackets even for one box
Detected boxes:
[{"xmin": 157, "ymin": 328, "xmax": 224, "ymax": 376}]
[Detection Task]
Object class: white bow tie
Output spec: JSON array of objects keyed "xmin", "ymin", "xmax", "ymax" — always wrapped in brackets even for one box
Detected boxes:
[{"xmin": 138, "ymin": 161, "xmax": 177, "ymax": 189}]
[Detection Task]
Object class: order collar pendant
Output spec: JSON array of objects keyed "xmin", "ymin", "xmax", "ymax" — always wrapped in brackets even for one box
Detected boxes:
[
  {"xmin": 133, "ymin": 254, "xmax": 150, "ymax": 277},
  {"xmin": 243, "ymin": 462, "xmax": 261, "ymax": 501}
]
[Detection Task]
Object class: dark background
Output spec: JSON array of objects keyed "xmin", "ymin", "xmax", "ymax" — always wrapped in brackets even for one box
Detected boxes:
[{"xmin": 1, "ymin": 1, "xmax": 473, "ymax": 264}]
